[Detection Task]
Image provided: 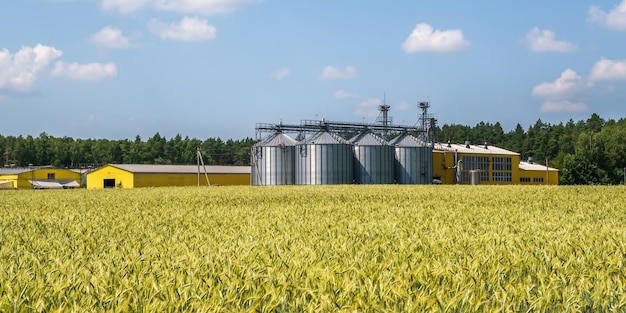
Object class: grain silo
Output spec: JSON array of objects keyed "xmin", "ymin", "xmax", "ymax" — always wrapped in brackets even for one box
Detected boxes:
[
  {"xmin": 349, "ymin": 131, "xmax": 395, "ymax": 184},
  {"xmin": 251, "ymin": 132, "xmax": 298, "ymax": 185},
  {"xmin": 390, "ymin": 132, "xmax": 433, "ymax": 184},
  {"xmin": 295, "ymin": 131, "xmax": 353, "ymax": 185}
]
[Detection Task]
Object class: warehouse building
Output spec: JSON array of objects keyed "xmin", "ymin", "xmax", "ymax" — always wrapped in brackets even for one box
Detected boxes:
[
  {"xmin": 518, "ymin": 159, "xmax": 559, "ymax": 185},
  {"xmin": 86, "ymin": 164, "xmax": 250, "ymax": 189},
  {"xmin": 432, "ymin": 141, "xmax": 558, "ymax": 185},
  {"xmin": 0, "ymin": 166, "xmax": 81, "ymax": 189}
]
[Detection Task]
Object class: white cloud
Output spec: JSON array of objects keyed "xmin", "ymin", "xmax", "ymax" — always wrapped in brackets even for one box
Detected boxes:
[
  {"xmin": 100, "ymin": 0, "xmax": 149, "ymax": 13},
  {"xmin": 334, "ymin": 89, "xmax": 359, "ymax": 99},
  {"xmin": 588, "ymin": 0, "xmax": 626, "ymax": 31},
  {"xmin": 540, "ymin": 100, "xmax": 587, "ymax": 113},
  {"xmin": 91, "ymin": 26, "xmax": 133, "ymax": 49},
  {"xmin": 271, "ymin": 67, "xmax": 290, "ymax": 80},
  {"xmin": 354, "ymin": 98, "xmax": 381, "ymax": 117},
  {"xmin": 148, "ymin": 16, "xmax": 217, "ymax": 41},
  {"xmin": 320, "ymin": 66, "xmax": 357, "ymax": 80},
  {"xmin": 532, "ymin": 58, "xmax": 626, "ymax": 114},
  {"xmin": 0, "ymin": 44, "xmax": 63, "ymax": 92},
  {"xmin": 525, "ymin": 28, "xmax": 577, "ymax": 53},
  {"xmin": 101, "ymin": 0, "xmax": 254, "ymax": 15},
  {"xmin": 531, "ymin": 69, "xmax": 586, "ymax": 98},
  {"xmin": 52, "ymin": 61, "xmax": 117, "ymax": 80},
  {"xmin": 154, "ymin": 0, "xmax": 254, "ymax": 15},
  {"xmin": 589, "ymin": 58, "xmax": 626, "ymax": 81},
  {"xmin": 402, "ymin": 23, "xmax": 470, "ymax": 53}
]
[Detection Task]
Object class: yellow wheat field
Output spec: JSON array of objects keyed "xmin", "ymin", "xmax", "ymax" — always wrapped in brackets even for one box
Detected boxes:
[{"xmin": 1, "ymin": 185, "xmax": 625, "ymax": 312}]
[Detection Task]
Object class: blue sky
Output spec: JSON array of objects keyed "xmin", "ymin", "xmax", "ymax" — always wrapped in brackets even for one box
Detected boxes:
[{"xmin": 1, "ymin": 1, "xmax": 625, "ymax": 140}]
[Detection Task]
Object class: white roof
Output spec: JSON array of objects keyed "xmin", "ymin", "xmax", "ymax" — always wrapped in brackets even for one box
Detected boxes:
[
  {"xmin": 519, "ymin": 161, "xmax": 558, "ymax": 171},
  {"xmin": 0, "ymin": 180, "xmax": 13, "ymax": 188},
  {"xmin": 28, "ymin": 179, "xmax": 80, "ymax": 189},
  {"xmin": 62, "ymin": 180, "xmax": 81, "ymax": 187},
  {"xmin": 0, "ymin": 166, "xmax": 53, "ymax": 175},
  {"xmin": 105, "ymin": 164, "xmax": 251, "ymax": 174},
  {"xmin": 433, "ymin": 142, "xmax": 519, "ymax": 156}
]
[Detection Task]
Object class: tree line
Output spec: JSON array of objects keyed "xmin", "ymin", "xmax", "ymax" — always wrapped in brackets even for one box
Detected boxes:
[
  {"xmin": 2, "ymin": 113, "xmax": 625, "ymax": 184},
  {"xmin": 437, "ymin": 113, "xmax": 626, "ymax": 185},
  {"xmin": 1, "ymin": 133, "xmax": 254, "ymax": 169}
]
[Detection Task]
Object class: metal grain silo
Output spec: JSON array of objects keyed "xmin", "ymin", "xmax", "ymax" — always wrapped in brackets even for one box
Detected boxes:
[
  {"xmin": 390, "ymin": 133, "xmax": 433, "ymax": 184},
  {"xmin": 349, "ymin": 131, "xmax": 395, "ymax": 184},
  {"xmin": 251, "ymin": 132, "xmax": 298, "ymax": 185},
  {"xmin": 295, "ymin": 131, "xmax": 353, "ymax": 185}
]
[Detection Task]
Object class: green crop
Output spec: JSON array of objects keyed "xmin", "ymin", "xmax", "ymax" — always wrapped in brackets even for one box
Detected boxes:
[{"xmin": 1, "ymin": 185, "xmax": 625, "ymax": 312}]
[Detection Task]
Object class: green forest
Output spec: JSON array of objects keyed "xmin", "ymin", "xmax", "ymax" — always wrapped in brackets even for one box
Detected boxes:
[
  {"xmin": 0, "ymin": 133, "xmax": 254, "ymax": 170},
  {"xmin": 2, "ymin": 113, "xmax": 625, "ymax": 185}
]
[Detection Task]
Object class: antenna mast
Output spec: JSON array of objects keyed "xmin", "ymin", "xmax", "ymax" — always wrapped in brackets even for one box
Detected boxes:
[
  {"xmin": 418, "ymin": 101, "xmax": 436, "ymax": 147},
  {"xmin": 377, "ymin": 93, "xmax": 391, "ymax": 140}
]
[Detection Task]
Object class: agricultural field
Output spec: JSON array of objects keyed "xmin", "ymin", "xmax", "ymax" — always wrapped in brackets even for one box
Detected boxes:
[{"xmin": 1, "ymin": 185, "xmax": 626, "ymax": 312}]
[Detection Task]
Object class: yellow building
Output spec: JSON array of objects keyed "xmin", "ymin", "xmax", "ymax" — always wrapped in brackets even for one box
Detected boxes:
[
  {"xmin": 86, "ymin": 164, "xmax": 251, "ymax": 189},
  {"xmin": 0, "ymin": 166, "xmax": 81, "ymax": 189},
  {"xmin": 432, "ymin": 142, "xmax": 558, "ymax": 185},
  {"xmin": 519, "ymin": 161, "xmax": 559, "ymax": 185}
]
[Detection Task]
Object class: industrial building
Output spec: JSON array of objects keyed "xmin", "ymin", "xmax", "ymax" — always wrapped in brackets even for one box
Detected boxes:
[
  {"xmin": 252, "ymin": 102, "xmax": 437, "ymax": 185},
  {"xmin": 518, "ymin": 159, "xmax": 559, "ymax": 185},
  {"xmin": 0, "ymin": 166, "xmax": 81, "ymax": 189},
  {"xmin": 86, "ymin": 164, "xmax": 250, "ymax": 189},
  {"xmin": 253, "ymin": 102, "xmax": 558, "ymax": 185},
  {"xmin": 432, "ymin": 142, "xmax": 557, "ymax": 185}
]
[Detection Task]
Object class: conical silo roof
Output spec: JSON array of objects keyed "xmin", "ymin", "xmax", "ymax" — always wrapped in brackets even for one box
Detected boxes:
[
  {"xmin": 389, "ymin": 133, "xmax": 427, "ymax": 147},
  {"xmin": 301, "ymin": 131, "xmax": 348, "ymax": 144},
  {"xmin": 257, "ymin": 132, "xmax": 298, "ymax": 146},
  {"xmin": 349, "ymin": 131, "xmax": 389, "ymax": 146}
]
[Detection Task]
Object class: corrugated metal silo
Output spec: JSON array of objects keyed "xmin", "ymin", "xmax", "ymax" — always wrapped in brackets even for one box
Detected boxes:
[
  {"xmin": 349, "ymin": 131, "xmax": 395, "ymax": 184},
  {"xmin": 296, "ymin": 131, "xmax": 353, "ymax": 185},
  {"xmin": 251, "ymin": 132, "xmax": 298, "ymax": 185},
  {"xmin": 390, "ymin": 133, "xmax": 433, "ymax": 184}
]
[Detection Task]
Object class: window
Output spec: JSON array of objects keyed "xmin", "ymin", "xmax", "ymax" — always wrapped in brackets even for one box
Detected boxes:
[
  {"xmin": 534, "ymin": 177, "xmax": 544, "ymax": 183},
  {"xmin": 463, "ymin": 156, "xmax": 489, "ymax": 171},
  {"xmin": 492, "ymin": 157, "xmax": 512, "ymax": 171},
  {"xmin": 520, "ymin": 177, "xmax": 531, "ymax": 183},
  {"xmin": 47, "ymin": 173, "xmax": 55, "ymax": 179},
  {"xmin": 492, "ymin": 172, "xmax": 512, "ymax": 182},
  {"xmin": 462, "ymin": 156, "xmax": 490, "ymax": 182},
  {"xmin": 492, "ymin": 156, "xmax": 512, "ymax": 182}
]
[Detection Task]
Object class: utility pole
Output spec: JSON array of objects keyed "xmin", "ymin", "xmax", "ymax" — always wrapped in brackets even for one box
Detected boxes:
[{"xmin": 196, "ymin": 148, "xmax": 211, "ymax": 186}]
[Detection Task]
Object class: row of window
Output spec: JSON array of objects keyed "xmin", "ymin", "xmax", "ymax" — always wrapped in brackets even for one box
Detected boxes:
[
  {"xmin": 492, "ymin": 157, "xmax": 512, "ymax": 171},
  {"xmin": 461, "ymin": 171, "xmax": 489, "ymax": 182},
  {"xmin": 461, "ymin": 173, "xmax": 546, "ymax": 183},
  {"xmin": 462, "ymin": 156, "xmax": 512, "ymax": 171},
  {"xmin": 462, "ymin": 156, "xmax": 490, "ymax": 171},
  {"xmin": 461, "ymin": 171, "xmax": 512, "ymax": 182},
  {"xmin": 492, "ymin": 172, "xmax": 512, "ymax": 182},
  {"xmin": 521, "ymin": 177, "xmax": 544, "ymax": 183},
  {"xmin": 462, "ymin": 156, "xmax": 513, "ymax": 182}
]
